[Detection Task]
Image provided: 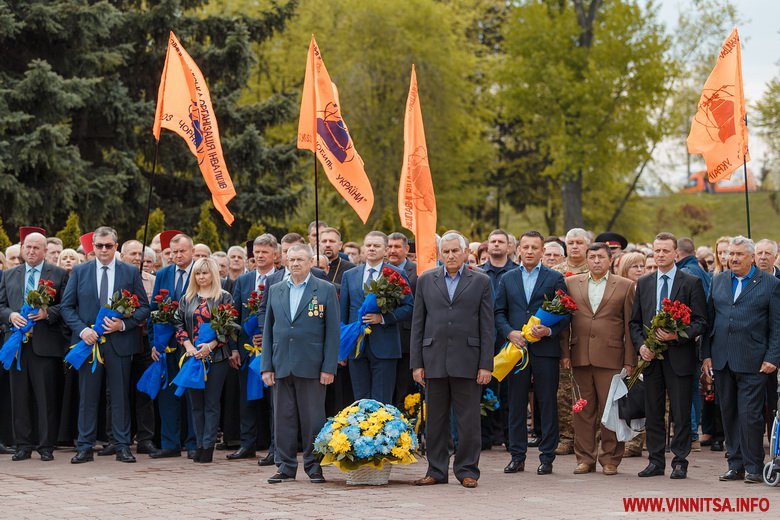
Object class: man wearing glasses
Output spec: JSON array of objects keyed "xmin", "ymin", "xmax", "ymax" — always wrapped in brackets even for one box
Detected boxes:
[{"xmin": 61, "ymin": 227, "xmax": 150, "ymax": 464}]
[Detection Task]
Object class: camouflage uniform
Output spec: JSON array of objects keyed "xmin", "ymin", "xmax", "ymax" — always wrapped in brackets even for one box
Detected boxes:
[{"xmin": 552, "ymin": 259, "xmax": 589, "ymax": 455}]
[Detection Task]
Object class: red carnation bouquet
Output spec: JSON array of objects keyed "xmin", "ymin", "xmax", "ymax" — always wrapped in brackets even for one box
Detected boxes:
[
  {"xmin": 627, "ymin": 298, "xmax": 691, "ymax": 389},
  {"xmin": 151, "ymin": 288, "xmax": 178, "ymax": 324},
  {"xmin": 364, "ymin": 266, "xmax": 412, "ymax": 314}
]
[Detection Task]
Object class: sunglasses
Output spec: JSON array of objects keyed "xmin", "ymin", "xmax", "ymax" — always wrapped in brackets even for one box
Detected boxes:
[{"xmin": 93, "ymin": 243, "xmax": 116, "ymax": 250}]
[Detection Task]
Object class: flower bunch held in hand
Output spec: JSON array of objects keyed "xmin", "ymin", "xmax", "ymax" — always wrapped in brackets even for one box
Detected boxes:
[
  {"xmin": 26, "ymin": 279, "xmax": 56, "ymax": 309},
  {"xmin": 364, "ymin": 266, "xmax": 412, "ymax": 314},
  {"xmin": 210, "ymin": 303, "xmax": 241, "ymax": 344},
  {"xmin": 151, "ymin": 289, "xmax": 178, "ymax": 324},
  {"xmin": 109, "ymin": 290, "xmax": 141, "ymax": 318},
  {"xmin": 542, "ymin": 289, "xmax": 578, "ymax": 315},
  {"xmin": 569, "ymin": 370, "xmax": 588, "ymax": 413}
]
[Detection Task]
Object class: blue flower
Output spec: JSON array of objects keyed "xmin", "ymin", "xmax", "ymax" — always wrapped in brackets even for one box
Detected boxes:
[
  {"xmin": 359, "ymin": 399, "xmax": 381, "ymax": 413},
  {"xmin": 383, "ymin": 419, "xmax": 406, "ymax": 440},
  {"xmin": 342, "ymin": 425, "xmax": 360, "ymax": 441},
  {"xmin": 353, "ymin": 436, "xmax": 376, "ymax": 459},
  {"xmin": 374, "ymin": 434, "xmax": 392, "ymax": 454}
]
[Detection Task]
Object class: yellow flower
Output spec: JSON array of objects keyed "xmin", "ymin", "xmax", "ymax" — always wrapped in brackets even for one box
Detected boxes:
[
  {"xmin": 332, "ymin": 416, "xmax": 348, "ymax": 427},
  {"xmin": 346, "ymin": 406, "xmax": 360, "ymax": 414},
  {"xmin": 404, "ymin": 393, "xmax": 421, "ymax": 412},
  {"xmin": 328, "ymin": 431, "xmax": 351, "ymax": 454},
  {"xmin": 366, "ymin": 423, "xmax": 383, "ymax": 437},
  {"xmin": 399, "ymin": 432, "xmax": 412, "ymax": 450},
  {"xmin": 392, "ymin": 446, "xmax": 409, "ymax": 458},
  {"xmin": 359, "ymin": 420, "xmax": 371, "ymax": 430},
  {"xmin": 371, "ymin": 409, "xmax": 393, "ymax": 424}
]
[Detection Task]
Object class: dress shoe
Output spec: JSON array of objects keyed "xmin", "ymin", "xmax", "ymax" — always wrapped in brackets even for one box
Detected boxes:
[
  {"xmin": 718, "ymin": 469, "xmax": 745, "ymax": 481},
  {"xmin": 187, "ymin": 449, "xmax": 197, "ymax": 460},
  {"xmin": 192, "ymin": 448, "xmax": 203, "ymax": 463},
  {"xmin": 197, "ymin": 447, "xmax": 214, "ymax": 463},
  {"xmin": 226, "ymin": 447, "xmax": 256, "ymax": 460},
  {"xmin": 71, "ymin": 450, "xmax": 94, "ymax": 464},
  {"xmin": 116, "ymin": 447, "xmax": 136, "ymax": 463},
  {"xmin": 573, "ymin": 463, "xmax": 595, "ymax": 474},
  {"xmin": 215, "ymin": 442, "xmax": 235, "ymax": 451},
  {"xmin": 413, "ymin": 475, "xmax": 442, "ymax": 486},
  {"xmin": 97, "ymin": 444, "xmax": 116, "ymax": 456},
  {"xmin": 268, "ymin": 472, "xmax": 295, "ymax": 484},
  {"xmin": 744, "ymin": 473, "xmax": 762, "ymax": 484},
  {"xmin": 0, "ymin": 443, "xmax": 15, "ymax": 455},
  {"xmin": 461, "ymin": 477, "xmax": 478, "ymax": 488},
  {"xmin": 136, "ymin": 440, "xmax": 156, "ymax": 454},
  {"xmin": 670, "ymin": 465, "xmax": 687, "ymax": 479},
  {"xmin": 537, "ymin": 462, "xmax": 553, "ymax": 475},
  {"xmin": 527, "ymin": 436, "xmax": 541, "ymax": 448},
  {"xmin": 602, "ymin": 464, "xmax": 618, "ymax": 476},
  {"xmin": 309, "ymin": 472, "xmax": 326, "ymax": 484},
  {"xmin": 711, "ymin": 440, "xmax": 724, "ymax": 452},
  {"xmin": 690, "ymin": 440, "xmax": 701, "ymax": 452},
  {"xmin": 638, "ymin": 463, "xmax": 664, "ymax": 477},
  {"xmin": 39, "ymin": 449, "xmax": 54, "ymax": 462},
  {"xmin": 150, "ymin": 448, "xmax": 181, "ymax": 459},
  {"xmin": 504, "ymin": 460, "xmax": 525, "ymax": 473},
  {"xmin": 12, "ymin": 448, "xmax": 33, "ymax": 461},
  {"xmin": 257, "ymin": 453, "xmax": 275, "ymax": 466}
]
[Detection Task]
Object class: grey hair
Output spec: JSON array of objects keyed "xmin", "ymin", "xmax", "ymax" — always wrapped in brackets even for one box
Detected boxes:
[
  {"xmin": 565, "ymin": 228, "xmax": 590, "ymax": 244},
  {"xmin": 144, "ymin": 246, "xmax": 156, "ymax": 261},
  {"xmin": 544, "ymin": 242, "xmax": 565, "ymax": 256},
  {"xmin": 439, "ymin": 232, "xmax": 467, "ymax": 253},
  {"xmin": 93, "ymin": 226, "xmax": 118, "ymax": 244},
  {"xmin": 287, "ymin": 243, "xmax": 313, "ymax": 259},
  {"xmin": 227, "ymin": 245, "xmax": 246, "ymax": 258},
  {"xmin": 755, "ymin": 238, "xmax": 778, "ymax": 256},
  {"xmin": 729, "ymin": 235, "xmax": 755, "ymax": 254},
  {"xmin": 253, "ymin": 233, "xmax": 278, "ymax": 249}
]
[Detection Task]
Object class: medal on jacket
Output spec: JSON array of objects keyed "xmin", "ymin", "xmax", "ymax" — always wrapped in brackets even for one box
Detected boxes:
[{"xmin": 308, "ymin": 296, "xmax": 324, "ymax": 318}]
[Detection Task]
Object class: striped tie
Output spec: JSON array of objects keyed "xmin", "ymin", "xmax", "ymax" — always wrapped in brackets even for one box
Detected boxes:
[{"xmin": 25, "ymin": 268, "xmax": 37, "ymax": 297}]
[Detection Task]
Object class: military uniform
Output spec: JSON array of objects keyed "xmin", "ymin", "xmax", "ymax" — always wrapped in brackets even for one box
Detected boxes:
[{"xmin": 552, "ymin": 259, "xmax": 589, "ymax": 455}]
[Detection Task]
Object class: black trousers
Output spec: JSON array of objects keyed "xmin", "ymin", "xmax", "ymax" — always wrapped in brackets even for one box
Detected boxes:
[
  {"xmin": 220, "ymin": 366, "xmax": 241, "ymax": 445},
  {"xmin": 425, "ymin": 377, "xmax": 482, "ymax": 482},
  {"xmin": 189, "ymin": 359, "xmax": 230, "ymax": 449},
  {"xmin": 716, "ymin": 364, "xmax": 766, "ymax": 475},
  {"xmin": 9, "ymin": 349, "xmax": 62, "ymax": 450},
  {"xmin": 237, "ymin": 361, "xmax": 261, "ymax": 450},
  {"xmin": 130, "ymin": 340, "xmax": 155, "ymax": 443},
  {"xmin": 644, "ymin": 359, "xmax": 692, "ymax": 470}
]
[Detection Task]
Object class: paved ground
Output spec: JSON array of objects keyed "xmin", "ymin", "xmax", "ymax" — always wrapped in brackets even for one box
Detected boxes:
[{"xmin": 0, "ymin": 445, "xmax": 777, "ymax": 519}]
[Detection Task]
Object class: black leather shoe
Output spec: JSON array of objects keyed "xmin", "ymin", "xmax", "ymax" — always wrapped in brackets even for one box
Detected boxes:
[
  {"xmin": 39, "ymin": 449, "xmax": 54, "ymax": 462},
  {"xmin": 528, "ymin": 436, "xmax": 541, "ymax": 448},
  {"xmin": 136, "ymin": 440, "xmax": 156, "ymax": 454},
  {"xmin": 638, "ymin": 463, "xmax": 664, "ymax": 477},
  {"xmin": 116, "ymin": 447, "xmax": 136, "ymax": 463},
  {"xmin": 71, "ymin": 450, "xmax": 94, "ymax": 464},
  {"xmin": 192, "ymin": 448, "xmax": 203, "ymax": 463},
  {"xmin": 719, "ymin": 469, "xmax": 745, "ymax": 481},
  {"xmin": 504, "ymin": 460, "xmax": 525, "ymax": 473},
  {"xmin": 744, "ymin": 473, "xmax": 762, "ymax": 483},
  {"xmin": 0, "ymin": 443, "xmax": 15, "ymax": 455},
  {"xmin": 150, "ymin": 449, "xmax": 181, "ymax": 459},
  {"xmin": 268, "ymin": 472, "xmax": 295, "ymax": 484},
  {"xmin": 670, "ymin": 465, "xmax": 687, "ymax": 479},
  {"xmin": 187, "ymin": 449, "xmax": 197, "ymax": 460},
  {"xmin": 98, "ymin": 444, "xmax": 116, "ymax": 456},
  {"xmin": 711, "ymin": 440, "xmax": 724, "ymax": 452},
  {"xmin": 537, "ymin": 462, "xmax": 553, "ymax": 475},
  {"xmin": 309, "ymin": 472, "xmax": 326, "ymax": 484},
  {"xmin": 257, "ymin": 453, "xmax": 275, "ymax": 466},
  {"xmin": 198, "ymin": 447, "xmax": 214, "ymax": 463},
  {"xmin": 226, "ymin": 447, "xmax": 256, "ymax": 460},
  {"xmin": 11, "ymin": 448, "xmax": 32, "ymax": 461}
]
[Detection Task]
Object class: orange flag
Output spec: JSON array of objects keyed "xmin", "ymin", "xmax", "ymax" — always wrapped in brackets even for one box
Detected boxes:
[
  {"xmin": 687, "ymin": 27, "xmax": 749, "ymax": 184},
  {"xmin": 297, "ymin": 36, "xmax": 374, "ymax": 223},
  {"xmin": 399, "ymin": 65, "xmax": 437, "ymax": 276},
  {"xmin": 153, "ymin": 31, "xmax": 236, "ymax": 225}
]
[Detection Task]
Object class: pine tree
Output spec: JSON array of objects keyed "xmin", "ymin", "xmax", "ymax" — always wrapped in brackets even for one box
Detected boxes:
[
  {"xmin": 247, "ymin": 222, "xmax": 266, "ymax": 240},
  {"xmin": 0, "ymin": 218, "xmax": 12, "ymax": 251},
  {"xmin": 194, "ymin": 201, "xmax": 222, "ymax": 252},
  {"xmin": 136, "ymin": 208, "xmax": 166, "ymax": 243},
  {"xmin": 55, "ymin": 212, "xmax": 82, "ymax": 249}
]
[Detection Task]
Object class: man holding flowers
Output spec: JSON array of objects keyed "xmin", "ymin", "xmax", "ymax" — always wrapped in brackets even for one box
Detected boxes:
[{"xmin": 629, "ymin": 232, "xmax": 706, "ymax": 480}]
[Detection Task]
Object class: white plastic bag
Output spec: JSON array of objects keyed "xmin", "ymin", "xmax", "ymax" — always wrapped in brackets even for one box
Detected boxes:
[{"xmin": 601, "ymin": 368, "xmax": 645, "ymax": 442}]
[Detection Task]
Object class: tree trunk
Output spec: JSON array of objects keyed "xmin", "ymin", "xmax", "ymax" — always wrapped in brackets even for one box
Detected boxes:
[{"xmin": 562, "ymin": 169, "xmax": 584, "ymax": 230}]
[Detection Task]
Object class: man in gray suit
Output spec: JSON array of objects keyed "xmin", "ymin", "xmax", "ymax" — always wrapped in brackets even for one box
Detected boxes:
[
  {"xmin": 261, "ymin": 244, "xmax": 339, "ymax": 484},
  {"xmin": 702, "ymin": 235, "xmax": 780, "ymax": 483},
  {"xmin": 410, "ymin": 232, "xmax": 494, "ymax": 489}
]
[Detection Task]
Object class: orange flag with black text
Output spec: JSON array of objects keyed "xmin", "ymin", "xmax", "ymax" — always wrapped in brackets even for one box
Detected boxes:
[
  {"xmin": 687, "ymin": 27, "xmax": 749, "ymax": 184},
  {"xmin": 153, "ymin": 31, "xmax": 236, "ymax": 225},
  {"xmin": 399, "ymin": 65, "xmax": 437, "ymax": 276},
  {"xmin": 297, "ymin": 36, "xmax": 374, "ymax": 223}
]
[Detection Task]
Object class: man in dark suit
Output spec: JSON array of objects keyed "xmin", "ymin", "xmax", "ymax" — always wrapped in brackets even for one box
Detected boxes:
[
  {"xmin": 61, "ymin": 227, "xmax": 150, "ymax": 463},
  {"xmin": 228, "ymin": 233, "xmax": 278, "ymax": 461},
  {"xmin": 146, "ymin": 233, "xmax": 197, "ymax": 459},
  {"xmin": 630, "ymin": 232, "xmax": 707, "ymax": 480},
  {"xmin": 0, "ymin": 232, "xmax": 69, "ymax": 461},
  {"xmin": 410, "ymin": 232, "xmax": 494, "ymax": 489},
  {"xmin": 702, "ymin": 236, "xmax": 780, "ymax": 483},
  {"xmin": 341, "ymin": 231, "xmax": 413, "ymax": 404},
  {"xmin": 387, "ymin": 232, "xmax": 418, "ymax": 408},
  {"xmin": 261, "ymin": 244, "xmax": 339, "ymax": 484},
  {"xmin": 495, "ymin": 230, "xmax": 568, "ymax": 476}
]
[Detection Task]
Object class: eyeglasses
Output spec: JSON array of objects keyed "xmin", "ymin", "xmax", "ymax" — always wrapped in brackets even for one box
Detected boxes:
[
  {"xmin": 93, "ymin": 243, "xmax": 115, "ymax": 250},
  {"xmin": 705, "ymin": 259, "xmax": 715, "ymax": 265}
]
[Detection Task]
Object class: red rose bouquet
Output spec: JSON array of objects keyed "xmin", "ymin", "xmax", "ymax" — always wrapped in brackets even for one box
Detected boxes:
[
  {"xmin": 364, "ymin": 266, "xmax": 412, "ymax": 314},
  {"xmin": 521, "ymin": 289, "xmax": 577, "ymax": 343},
  {"xmin": 0, "ymin": 279, "xmax": 58, "ymax": 370}
]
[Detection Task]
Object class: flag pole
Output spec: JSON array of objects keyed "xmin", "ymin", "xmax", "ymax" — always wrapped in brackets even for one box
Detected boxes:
[
  {"xmin": 314, "ymin": 156, "xmax": 320, "ymax": 260},
  {"xmin": 140, "ymin": 140, "xmax": 160, "ymax": 272},
  {"xmin": 743, "ymin": 114, "xmax": 751, "ymax": 238}
]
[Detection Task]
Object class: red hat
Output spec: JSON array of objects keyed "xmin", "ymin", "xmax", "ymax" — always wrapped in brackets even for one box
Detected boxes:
[
  {"xmin": 80, "ymin": 232, "xmax": 95, "ymax": 255},
  {"xmin": 246, "ymin": 240, "xmax": 254, "ymax": 259},
  {"xmin": 20, "ymin": 226, "xmax": 46, "ymax": 243},
  {"xmin": 160, "ymin": 230, "xmax": 183, "ymax": 251}
]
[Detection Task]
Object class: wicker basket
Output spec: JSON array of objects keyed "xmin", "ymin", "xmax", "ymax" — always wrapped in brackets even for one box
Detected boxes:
[{"xmin": 346, "ymin": 464, "xmax": 392, "ymax": 486}]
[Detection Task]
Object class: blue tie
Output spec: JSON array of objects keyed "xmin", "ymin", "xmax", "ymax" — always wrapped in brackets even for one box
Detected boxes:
[
  {"xmin": 368, "ymin": 268, "xmax": 376, "ymax": 282},
  {"xmin": 658, "ymin": 274, "xmax": 669, "ymax": 310},
  {"xmin": 99, "ymin": 266, "xmax": 109, "ymax": 307},
  {"xmin": 25, "ymin": 267, "xmax": 37, "ymax": 298},
  {"xmin": 174, "ymin": 269, "xmax": 185, "ymax": 300}
]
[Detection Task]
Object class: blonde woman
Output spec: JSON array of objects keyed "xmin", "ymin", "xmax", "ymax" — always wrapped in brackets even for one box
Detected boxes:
[
  {"xmin": 173, "ymin": 258, "xmax": 238, "ymax": 463},
  {"xmin": 617, "ymin": 252, "xmax": 646, "ymax": 283},
  {"xmin": 713, "ymin": 236, "xmax": 731, "ymax": 273},
  {"xmin": 57, "ymin": 248, "xmax": 81, "ymax": 272}
]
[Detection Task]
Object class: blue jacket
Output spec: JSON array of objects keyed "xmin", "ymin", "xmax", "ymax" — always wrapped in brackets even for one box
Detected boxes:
[
  {"xmin": 147, "ymin": 263, "xmax": 191, "ymax": 349},
  {"xmin": 677, "ymin": 255, "xmax": 711, "ymax": 299}
]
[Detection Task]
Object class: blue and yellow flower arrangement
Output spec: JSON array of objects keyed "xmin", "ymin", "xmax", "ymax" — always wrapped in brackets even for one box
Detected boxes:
[{"xmin": 314, "ymin": 399, "xmax": 418, "ymax": 471}]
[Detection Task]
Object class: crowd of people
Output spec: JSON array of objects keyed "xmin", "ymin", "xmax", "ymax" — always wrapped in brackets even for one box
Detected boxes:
[{"xmin": 0, "ymin": 221, "xmax": 778, "ymax": 489}]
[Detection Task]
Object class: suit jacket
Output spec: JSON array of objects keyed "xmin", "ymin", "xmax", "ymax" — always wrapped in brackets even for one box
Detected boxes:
[
  {"xmin": 629, "ymin": 269, "xmax": 707, "ymax": 377},
  {"xmin": 410, "ymin": 266, "xmax": 495, "ymax": 379},
  {"xmin": 0, "ymin": 262, "xmax": 70, "ymax": 357},
  {"xmin": 256, "ymin": 267, "xmax": 328, "ymax": 329},
  {"xmin": 148, "ymin": 263, "xmax": 191, "ymax": 349},
  {"xmin": 397, "ymin": 260, "xmax": 418, "ymax": 354},
  {"xmin": 232, "ymin": 268, "xmax": 276, "ymax": 361},
  {"xmin": 60, "ymin": 260, "xmax": 150, "ymax": 357},
  {"xmin": 326, "ymin": 256, "xmax": 356, "ymax": 294},
  {"xmin": 561, "ymin": 273, "xmax": 635, "ymax": 369},
  {"xmin": 260, "ymin": 274, "xmax": 340, "ymax": 379},
  {"xmin": 701, "ymin": 268, "xmax": 780, "ymax": 373},
  {"xmin": 494, "ymin": 264, "xmax": 568, "ymax": 359},
  {"xmin": 172, "ymin": 289, "xmax": 235, "ymax": 363},
  {"xmin": 340, "ymin": 263, "xmax": 413, "ymax": 360}
]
